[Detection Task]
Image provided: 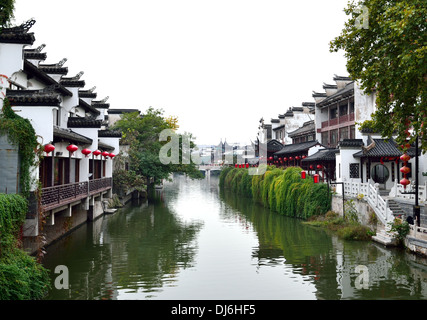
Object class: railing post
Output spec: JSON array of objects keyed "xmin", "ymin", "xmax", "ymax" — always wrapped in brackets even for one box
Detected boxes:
[{"xmin": 375, "ymin": 183, "xmax": 379, "ymax": 207}]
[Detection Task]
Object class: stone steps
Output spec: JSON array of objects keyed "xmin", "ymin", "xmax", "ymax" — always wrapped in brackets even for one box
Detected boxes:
[
  {"xmin": 372, "ymin": 228, "xmax": 398, "ymax": 247},
  {"xmin": 387, "ymin": 199, "xmax": 406, "ymax": 217}
]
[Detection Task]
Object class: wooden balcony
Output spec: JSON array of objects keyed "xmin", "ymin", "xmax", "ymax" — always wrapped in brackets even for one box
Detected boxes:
[
  {"xmin": 41, "ymin": 177, "xmax": 112, "ymax": 211},
  {"xmin": 320, "ymin": 112, "xmax": 355, "ymax": 131}
]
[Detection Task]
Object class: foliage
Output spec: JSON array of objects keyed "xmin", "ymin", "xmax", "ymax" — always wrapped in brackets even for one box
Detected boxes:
[
  {"xmin": 0, "ymin": 194, "xmax": 50, "ymax": 300},
  {"xmin": 388, "ymin": 218, "xmax": 410, "ymax": 245},
  {"xmin": 0, "ymin": 98, "xmax": 41, "ymax": 197},
  {"xmin": 344, "ymin": 199, "xmax": 360, "ymax": 224},
  {"xmin": 330, "ymin": 0, "xmax": 427, "ymax": 153},
  {"xmin": 0, "ymin": 0, "xmax": 15, "ymax": 28},
  {"xmin": 0, "ymin": 248, "xmax": 50, "ymax": 300},
  {"xmin": 113, "ymin": 169, "xmax": 146, "ymax": 194},
  {"xmin": 220, "ymin": 166, "xmax": 331, "ymax": 220},
  {"xmin": 305, "ymin": 210, "xmax": 373, "ymax": 241},
  {"xmin": 112, "ymin": 108, "xmax": 203, "ymax": 187},
  {"xmin": 0, "ymin": 193, "xmax": 27, "ymax": 254}
]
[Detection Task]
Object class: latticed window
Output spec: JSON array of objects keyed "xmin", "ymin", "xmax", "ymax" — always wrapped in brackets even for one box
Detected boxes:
[{"xmin": 349, "ymin": 163, "xmax": 359, "ymax": 179}]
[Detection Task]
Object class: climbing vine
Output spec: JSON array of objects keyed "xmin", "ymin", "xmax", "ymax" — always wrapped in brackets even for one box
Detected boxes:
[{"xmin": 0, "ymin": 98, "xmax": 41, "ymax": 197}]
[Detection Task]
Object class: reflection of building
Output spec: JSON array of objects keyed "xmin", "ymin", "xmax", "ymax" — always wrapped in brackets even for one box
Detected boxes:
[{"xmin": 0, "ymin": 20, "xmax": 121, "ymax": 252}]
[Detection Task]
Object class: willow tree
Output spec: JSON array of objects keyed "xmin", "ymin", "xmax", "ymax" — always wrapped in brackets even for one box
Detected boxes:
[{"xmin": 330, "ymin": 0, "xmax": 427, "ymax": 153}]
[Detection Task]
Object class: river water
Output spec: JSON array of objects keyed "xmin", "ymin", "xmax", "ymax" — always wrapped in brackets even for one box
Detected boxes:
[{"xmin": 42, "ymin": 174, "xmax": 427, "ymax": 300}]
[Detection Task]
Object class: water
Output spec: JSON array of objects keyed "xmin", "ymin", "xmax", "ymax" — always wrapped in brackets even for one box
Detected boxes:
[{"xmin": 42, "ymin": 174, "xmax": 427, "ymax": 300}]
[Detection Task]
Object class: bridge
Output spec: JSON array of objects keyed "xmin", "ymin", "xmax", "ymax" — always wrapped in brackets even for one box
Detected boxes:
[{"xmin": 198, "ymin": 164, "xmax": 224, "ymax": 176}]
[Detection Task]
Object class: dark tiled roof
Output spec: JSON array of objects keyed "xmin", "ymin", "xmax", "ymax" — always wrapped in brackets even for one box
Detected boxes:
[
  {"xmin": 38, "ymin": 65, "xmax": 68, "ymax": 75},
  {"xmin": 338, "ymin": 139, "xmax": 364, "ymax": 148},
  {"xmin": 274, "ymin": 140, "xmax": 322, "ymax": 155},
  {"xmin": 267, "ymin": 139, "xmax": 284, "ymax": 152},
  {"xmin": 79, "ymin": 90, "xmax": 97, "ymax": 98},
  {"xmin": 98, "ymin": 130, "xmax": 122, "ymax": 138},
  {"xmin": 302, "ymin": 102, "xmax": 315, "ymax": 107},
  {"xmin": 67, "ymin": 117, "xmax": 102, "ymax": 128},
  {"xmin": 0, "ymin": 20, "xmax": 36, "ymax": 45},
  {"xmin": 24, "ymin": 51, "xmax": 47, "ymax": 61},
  {"xmin": 302, "ymin": 148, "xmax": 337, "ymax": 162},
  {"xmin": 92, "ymin": 103, "xmax": 110, "ymax": 109},
  {"xmin": 6, "ymin": 89, "xmax": 62, "ymax": 106},
  {"xmin": 79, "ymin": 99, "xmax": 100, "ymax": 116},
  {"xmin": 60, "ymin": 79, "xmax": 86, "ymax": 88},
  {"xmin": 317, "ymin": 82, "xmax": 354, "ymax": 108},
  {"xmin": 353, "ymin": 138, "xmax": 417, "ymax": 158},
  {"xmin": 53, "ymin": 127, "xmax": 92, "ymax": 145},
  {"xmin": 23, "ymin": 60, "xmax": 72, "ymax": 96},
  {"xmin": 108, "ymin": 109, "xmax": 141, "ymax": 114},
  {"xmin": 288, "ymin": 121, "xmax": 315, "ymax": 137},
  {"xmin": 273, "ymin": 124, "xmax": 285, "ymax": 131},
  {"xmin": 271, "ymin": 119, "xmax": 280, "ymax": 123},
  {"xmin": 98, "ymin": 141, "xmax": 115, "ymax": 151}
]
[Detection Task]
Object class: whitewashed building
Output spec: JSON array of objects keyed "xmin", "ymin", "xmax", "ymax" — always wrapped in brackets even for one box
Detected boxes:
[{"xmin": 0, "ymin": 20, "xmax": 122, "ymax": 252}]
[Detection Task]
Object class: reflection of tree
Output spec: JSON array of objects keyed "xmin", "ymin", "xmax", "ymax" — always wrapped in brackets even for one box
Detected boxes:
[
  {"xmin": 43, "ymin": 195, "xmax": 202, "ymax": 299},
  {"xmin": 105, "ymin": 199, "xmax": 203, "ymax": 295},
  {"xmin": 220, "ymin": 189, "xmax": 341, "ymax": 299}
]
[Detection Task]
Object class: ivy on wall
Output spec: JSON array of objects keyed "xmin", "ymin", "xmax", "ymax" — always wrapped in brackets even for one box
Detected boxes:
[{"xmin": 0, "ymin": 98, "xmax": 40, "ymax": 197}]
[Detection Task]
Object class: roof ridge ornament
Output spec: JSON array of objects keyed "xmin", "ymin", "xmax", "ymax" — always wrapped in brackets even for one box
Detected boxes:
[
  {"xmin": 57, "ymin": 58, "xmax": 67, "ymax": 67},
  {"xmin": 36, "ymin": 43, "xmax": 46, "ymax": 52}
]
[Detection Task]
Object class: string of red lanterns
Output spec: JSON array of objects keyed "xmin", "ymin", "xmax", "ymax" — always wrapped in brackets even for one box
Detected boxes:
[{"xmin": 400, "ymin": 153, "xmax": 411, "ymax": 188}]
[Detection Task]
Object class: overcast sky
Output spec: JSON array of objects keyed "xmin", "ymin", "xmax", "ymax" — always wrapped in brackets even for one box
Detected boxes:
[{"xmin": 13, "ymin": 0, "xmax": 349, "ymax": 146}]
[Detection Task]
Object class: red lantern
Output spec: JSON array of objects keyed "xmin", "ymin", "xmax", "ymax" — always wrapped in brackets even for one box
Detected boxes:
[
  {"xmin": 246, "ymin": 163, "xmax": 249, "ymax": 168},
  {"xmin": 109, "ymin": 153, "xmax": 116, "ymax": 159},
  {"xmin": 44, "ymin": 144, "xmax": 55, "ymax": 155},
  {"xmin": 289, "ymin": 157, "xmax": 293, "ymax": 161},
  {"xmin": 295, "ymin": 156, "xmax": 300, "ymax": 160},
  {"xmin": 66, "ymin": 144, "xmax": 78, "ymax": 154},
  {"xmin": 317, "ymin": 164, "xmax": 322, "ymax": 170},
  {"xmin": 283, "ymin": 157, "xmax": 287, "ymax": 161},
  {"xmin": 93, "ymin": 150, "xmax": 101, "ymax": 157},
  {"xmin": 301, "ymin": 171, "xmax": 306, "ymax": 179},
  {"xmin": 400, "ymin": 178, "xmax": 410, "ymax": 187},
  {"xmin": 400, "ymin": 154, "xmax": 410, "ymax": 162},
  {"xmin": 101, "ymin": 151, "xmax": 110, "ymax": 158},
  {"xmin": 310, "ymin": 165, "xmax": 314, "ymax": 170},
  {"xmin": 313, "ymin": 174, "xmax": 320, "ymax": 184},
  {"xmin": 302, "ymin": 155, "xmax": 306, "ymax": 159},
  {"xmin": 400, "ymin": 166, "xmax": 410, "ymax": 174},
  {"xmin": 82, "ymin": 148, "xmax": 92, "ymax": 157}
]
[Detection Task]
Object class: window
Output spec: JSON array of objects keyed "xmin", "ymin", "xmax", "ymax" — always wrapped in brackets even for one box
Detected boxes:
[
  {"xmin": 330, "ymin": 129, "xmax": 338, "ymax": 147},
  {"xmin": 340, "ymin": 127, "xmax": 349, "ymax": 141},
  {"xmin": 350, "ymin": 163, "xmax": 360, "ymax": 179},
  {"xmin": 321, "ymin": 132, "xmax": 329, "ymax": 146},
  {"xmin": 349, "ymin": 99, "xmax": 355, "ymax": 114},
  {"xmin": 339, "ymin": 103, "xmax": 348, "ymax": 116},
  {"xmin": 330, "ymin": 107, "xmax": 337, "ymax": 119}
]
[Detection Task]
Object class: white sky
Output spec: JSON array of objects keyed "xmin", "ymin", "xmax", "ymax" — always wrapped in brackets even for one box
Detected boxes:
[{"xmin": 13, "ymin": 0, "xmax": 349, "ymax": 146}]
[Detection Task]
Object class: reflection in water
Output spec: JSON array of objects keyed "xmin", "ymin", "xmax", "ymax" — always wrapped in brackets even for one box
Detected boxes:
[{"xmin": 42, "ymin": 174, "xmax": 427, "ymax": 300}]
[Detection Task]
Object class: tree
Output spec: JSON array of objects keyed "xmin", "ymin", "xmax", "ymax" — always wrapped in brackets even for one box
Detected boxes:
[
  {"xmin": 0, "ymin": 0, "xmax": 15, "ymax": 28},
  {"xmin": 113, "ymin": 108, "xmax": 203, "ymax": 194},
  {"xmin": 330, "ymin": 0, "xmax": 427, "ymax": 153}
]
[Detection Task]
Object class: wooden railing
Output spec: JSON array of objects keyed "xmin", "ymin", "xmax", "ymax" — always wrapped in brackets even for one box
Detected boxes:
[
  {"xmin": 321, "ymin": 112, "xmax": 355, "ymax": 129},
  {"xmin": 41, "ymin": 177, "xmax": 112, "ymax": 210}
]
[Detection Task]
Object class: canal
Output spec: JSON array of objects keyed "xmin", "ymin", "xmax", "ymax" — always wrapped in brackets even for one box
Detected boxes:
[{"xmin": 42, "ymin": 174, "xmax": 427, "ymax": 300}]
